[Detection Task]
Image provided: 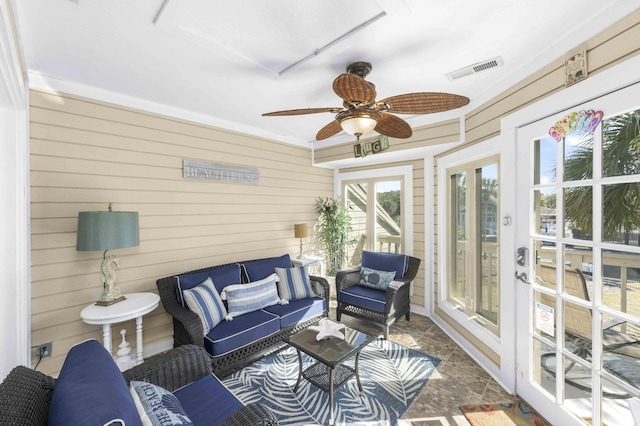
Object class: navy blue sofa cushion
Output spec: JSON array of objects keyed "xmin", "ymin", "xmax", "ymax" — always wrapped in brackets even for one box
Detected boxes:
[
  {"xmin": 361, "ymin": 251, "xmax": 407, "ymax": 279},
  {"xmin": 204, "ymin": 309, "xmax": 280, "ymax": 356},
  {"xmin": 263, "ymin": 297, "xmax": 326, "ymax": 328},
  {"xmin": 176, "ymin": 263, "xmax": 243, "ymax": 306},
  {"xmin": 242, "ymin": 254, "xmax": 291, "ymax": 282},
  {"xmin": 48, "ymin": 339, "xmax": 141, "ymax": 426},
  {"xmin": 174, "ymin": 374, "xmax": 243, "ymax": 426},
  {"xmin": 340, "ymin": 285, "xmax": 386, "ymax": 313}
]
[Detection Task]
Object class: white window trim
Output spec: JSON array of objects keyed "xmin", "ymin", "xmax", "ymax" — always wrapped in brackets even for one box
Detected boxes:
[
  {"xmin": 437, "ymin": 141, "xmax": 503, "ymax": 353},
  {"xmin": 336, "ymin": 165, "xmax": 414, "ymax": 256}
]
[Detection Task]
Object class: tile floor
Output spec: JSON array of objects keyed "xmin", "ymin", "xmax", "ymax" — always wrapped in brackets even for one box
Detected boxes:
[{"xmin": 327, "ymin": 300, "xmax": 526, "ymax": 425}]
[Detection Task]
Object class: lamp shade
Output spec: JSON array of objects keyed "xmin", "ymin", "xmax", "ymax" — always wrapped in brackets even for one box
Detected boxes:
[
  {"xmin": 337, "ymin": 109, "xmax": 381, "ymax": 137},
  {"xmin": 294, "ymin": 223, "xmax": 308, "ymax": 239},
  {"xmin": 76, "ymin": 211, "xmax": 139, "ymax": 251}
]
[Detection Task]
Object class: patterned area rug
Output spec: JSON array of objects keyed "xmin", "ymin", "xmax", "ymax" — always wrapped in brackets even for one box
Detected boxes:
[
  {"xmin": 459, "ymin": 401, "xmax": 550, "ymax": 426},
  {"xmin": 222, "ymin": 339, "xmax": 440, "ymax": 425}
]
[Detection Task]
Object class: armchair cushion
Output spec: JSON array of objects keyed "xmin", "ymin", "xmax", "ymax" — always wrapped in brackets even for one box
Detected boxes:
[
  {"xmin": 183, "ymin": 277, "xmax": 229, "ymax": 333},
  {"xmin": 221, "ymin": 274, "xmax": 280, "ymax": 318},
  {"xmin": 361, "ymin": 251, "xmax": 407, "ymax": 279},
  {"xmin": 242, "ymin": 254, "xmax": 291, "ymax": 281},
  {"xmin": 340, "ymin": 285, "xmax": 386, "ymax": 313},
  {"xmin": 130, "ymin": 381, "xmax": 193, "ymax": 426},
  {"xmin": 174, "ymin": 374, "xmax": 244, "ymax": 426},
  {"xmin": 48, "ymin": 339, "xmax": 141, "ymax": 426},
  {"xmin": 359, "ymin": 266, "xmax": 396, "ymax": 291},
  {"xmin": 275, "ymin": 265, "xmax": 313, "ymax": 301}
]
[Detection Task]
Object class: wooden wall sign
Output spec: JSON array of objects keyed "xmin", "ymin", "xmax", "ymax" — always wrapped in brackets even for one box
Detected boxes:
[
  {"xmin": 354, "ymin": 135, "xmax": 389, "ymax": 158},
  {"xmin": 183, "ymin": 160, "xmax": 259, "ymax": 184}
]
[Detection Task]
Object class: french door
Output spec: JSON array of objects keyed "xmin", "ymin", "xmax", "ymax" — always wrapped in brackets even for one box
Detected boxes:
[{"xmin": 515, "ymin": 82, "xmax": 640, "ymax": 426}]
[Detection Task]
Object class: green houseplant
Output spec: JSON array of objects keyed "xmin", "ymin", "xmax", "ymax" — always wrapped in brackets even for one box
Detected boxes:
[{"xmin": 314, "ymin": 197, "xmax": 356, "ymax": 275}]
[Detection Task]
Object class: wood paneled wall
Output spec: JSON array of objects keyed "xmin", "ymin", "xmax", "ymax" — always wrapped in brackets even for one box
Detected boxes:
[{"xmin": 29, "ymin": 89, "xmax": 332, "ymax": 376}]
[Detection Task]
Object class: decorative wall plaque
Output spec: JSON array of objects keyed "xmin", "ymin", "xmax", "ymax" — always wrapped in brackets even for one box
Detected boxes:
[
  {"xmin": 354, "ymin": 135, "xmax": 390, "ymax": 158},
  {"xmin": 183, "ymin": 160, "xmax": 259, "ymax": 184},
  {"xmin": 565, "ymin": 50, "xmax": 587, "ymax": 87}
]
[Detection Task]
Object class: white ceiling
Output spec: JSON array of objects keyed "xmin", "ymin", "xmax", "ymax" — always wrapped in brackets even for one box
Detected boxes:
[{"xmin": 15, "ymin": 0, "xmax": 639, "ymax": 148}]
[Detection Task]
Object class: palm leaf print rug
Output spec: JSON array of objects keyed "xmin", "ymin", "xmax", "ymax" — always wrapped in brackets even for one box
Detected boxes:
[{"xmin": 222, "ymin": 338, "xmax": 439, "ymax": 425}]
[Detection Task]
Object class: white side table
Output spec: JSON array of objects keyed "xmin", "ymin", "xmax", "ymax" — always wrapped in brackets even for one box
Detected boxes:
[
  {"xmin": 292, "ymin": 255, "xmax": 325, "ymax": 277},
  {"xmin": 80, "ymin": 292, "xmax": 160, "ymax": 368}
]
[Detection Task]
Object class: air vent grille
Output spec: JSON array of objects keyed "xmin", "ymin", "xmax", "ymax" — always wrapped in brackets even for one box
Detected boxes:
[{"xmin": 446, "ymin": 57, "xmax": 504, "ymax": 81}]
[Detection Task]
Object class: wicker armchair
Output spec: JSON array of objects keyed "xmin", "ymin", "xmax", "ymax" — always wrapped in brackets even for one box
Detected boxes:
[
  {"xmin": 156, "ymin": 258, "xmax": 330, "ymax": 376},
  {"xmin": 336, "ymin": 253, "xmax": 421, "ymax": 339},
  {"xmin": 0, "ymin": 344, "xmax": 278, "ymax": 426}
]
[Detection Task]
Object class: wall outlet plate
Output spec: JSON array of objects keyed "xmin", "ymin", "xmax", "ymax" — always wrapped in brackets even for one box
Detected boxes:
[{"xmin": 36, "ymin": 342, "xmax": 52, "ymax": 358}]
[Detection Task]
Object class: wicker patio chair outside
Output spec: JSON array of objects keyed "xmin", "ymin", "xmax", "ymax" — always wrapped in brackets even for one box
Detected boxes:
[{"xmin": 336, "ymin": 254, "xmax": 421, "ymax": 339}]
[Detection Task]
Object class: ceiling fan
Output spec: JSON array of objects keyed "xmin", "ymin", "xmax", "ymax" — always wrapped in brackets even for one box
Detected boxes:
[{"xmin": 263, "ymin": 61, "xmax": 470, "ymax": 141}]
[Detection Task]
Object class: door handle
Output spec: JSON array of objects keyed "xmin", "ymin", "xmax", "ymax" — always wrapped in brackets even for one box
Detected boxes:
[{"xmin": 515, "ymin": 271, "xmax": 531, "ymax": 284}]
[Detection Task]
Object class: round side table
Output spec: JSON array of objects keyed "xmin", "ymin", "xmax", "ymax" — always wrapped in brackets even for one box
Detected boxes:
[{"xmin": 80, "ymin": 292, "xmax": 160, "ymax": 368}]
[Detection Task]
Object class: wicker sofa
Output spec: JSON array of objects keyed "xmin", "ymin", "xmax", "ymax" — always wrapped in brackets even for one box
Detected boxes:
[
  {"xmin": 156, "ymin": 254, "xmax": 330, "ymax": 376},
  {"xmin": 0, "ymin": 339, "xmax": 277, "ymax": 426}
]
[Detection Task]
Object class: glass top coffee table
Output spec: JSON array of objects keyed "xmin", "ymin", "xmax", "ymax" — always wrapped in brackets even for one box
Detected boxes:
[{"xmin": 286, "ymin": 320, "xmax": 376, "ymax": 425}]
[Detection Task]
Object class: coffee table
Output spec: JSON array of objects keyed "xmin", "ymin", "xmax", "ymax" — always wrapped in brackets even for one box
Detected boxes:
[{"xmin": 286, "ymin": 320, "xmax": 376, "ymax": 425}]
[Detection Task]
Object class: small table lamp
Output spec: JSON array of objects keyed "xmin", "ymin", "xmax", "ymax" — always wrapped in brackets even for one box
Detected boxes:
[
  {"xmin": 76, "ymin": 203, "xmax": 139, "ymax": 306},
  {"xmin": 294, "ymin": 223, "xmax": 308, "ymax": 259}
]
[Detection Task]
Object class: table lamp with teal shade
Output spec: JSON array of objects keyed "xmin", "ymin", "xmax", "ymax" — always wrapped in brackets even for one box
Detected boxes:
[{"xmin": 76, "ymin": 203, "xmax": 139, "ymax": 306}]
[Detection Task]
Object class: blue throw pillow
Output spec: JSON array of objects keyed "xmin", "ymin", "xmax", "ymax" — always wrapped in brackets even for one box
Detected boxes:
[
  {"xmin": 48, "ymin": 340, "xmax": 142, "ymax": 426},
  {"xmin": 242, "ymin": 254, "xmax": 292, "ymax": 282},
  {"xmin": 359, "ymin": 266, "xmax": 396, "ymax": 291},
  {"xmin": 130, "ymin": 381, "xmax": 193, "ymax": 426},
  {"xmin": 221, "ymin": 274, "xmax": 280, "ymax": 318},
  {"xmin": 361, "ymin": 251, "xmax": 407, "ymax": 279},
  {"xmin": 183, "ymin": 277, "xmax": 229, "ymax": 333},
  {"xmin": 275, "ymin": 266, "xmax": 313, "ymax": 301}
]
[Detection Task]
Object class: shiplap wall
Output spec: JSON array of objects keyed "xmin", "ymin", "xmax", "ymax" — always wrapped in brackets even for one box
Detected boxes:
[
  {"xmin": 29, "ymin": 89, "xmax": 333, "ymax": 376},
  {"xmin": 433, "ymin": 9, "xmax": 640, "ymax": 365}
]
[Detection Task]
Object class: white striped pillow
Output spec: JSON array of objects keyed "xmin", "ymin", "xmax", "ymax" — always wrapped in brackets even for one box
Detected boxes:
[
  {"xmin": 275, "ymin": 266, "xmax": 313, "ymax": 301},
  {"xmin": 220, "ymin": 274, "xmax": 280, "ymax": 318},
  {"xmin": 182, "ymin": 277, "xmax": 229, "ymax": 333}
]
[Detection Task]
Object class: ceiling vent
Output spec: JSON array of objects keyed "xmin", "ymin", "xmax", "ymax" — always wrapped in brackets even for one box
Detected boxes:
[{"xmin": 446, "ymin": 56, "xmax": 504, "ymax": 81}]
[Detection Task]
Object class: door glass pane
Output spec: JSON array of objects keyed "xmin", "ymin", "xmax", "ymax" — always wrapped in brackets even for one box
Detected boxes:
[
  {"xmin": 375, "ymin": 181, "xmax": 401, "ymax": 253},
  {"xmin": 564, "ymin": 132, "xmax": 594, "ymax": 181},
  {"xmin": 451, "ymin": 172, "xmax": 466, "ymax": 302},
  {"xmin": 563, "ymin": 244, "xmax": 592, "ymax": 276},
  {"xmin": 564, "ymin": 186, "xmax": 592, "ymax": 241},
  {"xmin": 478, "ymin": 165, "xmax": 499, "ymax": 325},
  {"xmin": 602, "ymin": 108, "xmax": 640, "ymax": 178},
  {"xmin": 601, "ymin": 250, "xmax": 640, "ymax": 328},
  {"xmin": 535, "ymin": 136, "xmax": 557, "ymax": 184},
  {"xmin": 536, "ymin": 189, "xmax": 556, "ymax": 238},
  {"xmin": 344, "ymin": 183, "xmax": 367, "ymax": 267},
  {"xmin": 536, "ymin": 339, "xmax": 558, "ymax": 398},
  {"xmin": 602, "ymin": 183, "xmax": 640, "ymax": 246}
]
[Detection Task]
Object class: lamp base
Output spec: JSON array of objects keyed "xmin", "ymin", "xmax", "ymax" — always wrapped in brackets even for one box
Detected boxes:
[{"xmin": 95, "ymin": 296, "xmax": 126, "ymax": 306}]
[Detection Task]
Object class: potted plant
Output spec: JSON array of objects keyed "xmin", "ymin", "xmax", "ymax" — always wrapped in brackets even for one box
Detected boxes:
[{"xmin": 314, "ymin": 197, "xmax": 356, "ymax": 275}]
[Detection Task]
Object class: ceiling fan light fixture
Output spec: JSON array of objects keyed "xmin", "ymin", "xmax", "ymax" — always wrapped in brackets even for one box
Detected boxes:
[{"xmin": 337, "ymin": 109, "xmax": 381, "ymax": 139}]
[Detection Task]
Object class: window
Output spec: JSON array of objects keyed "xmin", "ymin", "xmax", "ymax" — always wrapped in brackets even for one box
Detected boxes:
[{"xmin": 447, "ymin": 158, "xmax": 500, "ymax": 332}]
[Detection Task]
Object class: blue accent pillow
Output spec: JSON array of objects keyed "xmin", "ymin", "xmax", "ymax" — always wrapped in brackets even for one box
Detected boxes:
[
  {"xmin": 359, "ymin": 266, "xmax": 396, "ymax": 291},
  {"xmin": 242, "ymin": 254, "xmax": 292, "ymax": 282},
  {"xmin": 48, "ymin": 339, "xmax": 142, "ymax": 426},
  {"xmin": 130, "ymin": 381, "xmax": 193, "ymax": 426},
  {"xmin": 183, "ymin": 277, "xmax": 229, "ymax": 333},
  {"xmin": 275, "ymin": 266, "xmax": 313, "ymax": 301},
  {"xmin": 361, "ymin": 251, "xmax": 407, "ymax": 279},
  {"xmin": 221, "ymin": 274, "xmax": 280, "ymax": 318}
]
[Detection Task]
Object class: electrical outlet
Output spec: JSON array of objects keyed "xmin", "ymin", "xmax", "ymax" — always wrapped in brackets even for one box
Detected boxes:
[{"xmin": 36, "ymin": 342, "xmax": 52, "ymax": 358}]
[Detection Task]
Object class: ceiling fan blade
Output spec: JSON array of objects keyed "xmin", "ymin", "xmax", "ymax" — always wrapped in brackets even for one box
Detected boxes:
[
  {"xmin": 333, "ymin": 73, "xmax": 377, "ymax": 104},
  {"xmin": 379, "ymin": 92, "xmax": 470, "ymax": 114},
  {"xmin": 262, "ymin": 107, "xmax": 341, "ymax": 116},
  {"xmin": 316, "ymin": 120, "xmax": 343, "ymax": 141},
  {"xmin": 375, "ymin": 113, "xmax": 412, "ymax": 139}
]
